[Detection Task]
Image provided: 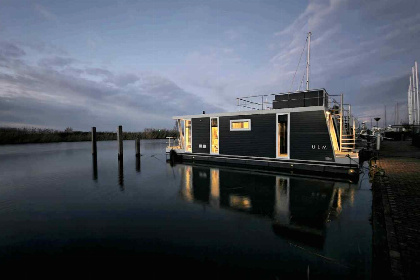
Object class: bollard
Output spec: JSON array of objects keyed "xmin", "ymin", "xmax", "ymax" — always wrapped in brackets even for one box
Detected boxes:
[
  {"xmin": 376, "ymin": 134, "xmax": 381, "ymax": 150},
  {"xmin": 91, "ymin": 127, "xmax": 97, "ymax": 155},
  {"xmin": 135, "ymin": 138, "xmax": 140, "ymax": 157},
  {"xmin": 117, "ymin": 125, "xmax": 123, "ymax": 159}
]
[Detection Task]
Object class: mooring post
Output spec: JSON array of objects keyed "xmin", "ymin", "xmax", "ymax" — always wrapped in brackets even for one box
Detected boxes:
[
  {"xmin": 117, "ymin": 125, "xmax": 123, "ymax": 159},
  {"xmin": 91, "ymin": 127, "xmax": 97, "ymax": 155},
  {"xmin": 135, "ymin": 138, "xmax": 140, "ymax": 157}
]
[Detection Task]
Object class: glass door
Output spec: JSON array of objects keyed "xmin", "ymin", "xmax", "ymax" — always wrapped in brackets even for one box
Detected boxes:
[
  {"xmin": 277, "ymin": 114, "xmax": 289, "ymax": 158},
  {"xmin": 210, "ymin": 117, "xmax": 219, "ymax": 154},
  {"xmin": 185, "ymin": 119, "xmax": 192, "ymax": 152}
]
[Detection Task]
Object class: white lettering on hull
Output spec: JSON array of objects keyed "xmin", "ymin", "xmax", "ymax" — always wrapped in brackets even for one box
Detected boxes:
[{"xmin": 311, "ymin": 145, "xmax": 327, "ymax": 150}]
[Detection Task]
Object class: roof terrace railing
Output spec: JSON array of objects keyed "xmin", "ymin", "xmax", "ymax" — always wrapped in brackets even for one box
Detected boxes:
[{"xmin": 236, "ymin": 89, "xmax": 328, "ymax": 111}]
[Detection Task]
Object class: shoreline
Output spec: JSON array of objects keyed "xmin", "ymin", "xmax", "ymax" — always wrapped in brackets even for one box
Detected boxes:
[{"xmin": 0, "ymin": 127, "xmax": 178, "ymax": 145}]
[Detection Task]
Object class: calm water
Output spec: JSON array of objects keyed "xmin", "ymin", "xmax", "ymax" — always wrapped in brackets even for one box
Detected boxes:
[{"xmin": 0, "ymin": 140, "xmax": 371, "ymax": 278}]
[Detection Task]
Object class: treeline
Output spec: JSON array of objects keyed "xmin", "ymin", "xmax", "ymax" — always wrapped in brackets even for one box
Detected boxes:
[{"xmin": 0, "ymin": 127, "xmax": 178, "ymax": 145}]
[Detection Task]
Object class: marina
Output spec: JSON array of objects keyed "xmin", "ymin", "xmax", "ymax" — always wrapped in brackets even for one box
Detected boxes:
[
  {"xmin": 0, "ymin": 140, "xmax": 372, "ymax": 278},
  {"xmin": 1, "ymin": 1, "xmax": 420, "ymax": 278}
]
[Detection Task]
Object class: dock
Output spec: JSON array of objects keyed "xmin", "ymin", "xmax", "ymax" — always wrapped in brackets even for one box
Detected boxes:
[{"xmin": 372, "ymin": 140, "xmax": 420, "ymax": 280}]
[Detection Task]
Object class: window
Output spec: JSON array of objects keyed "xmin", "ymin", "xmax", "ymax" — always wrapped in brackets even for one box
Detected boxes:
[{"xmin": 230, "ymin": 119, "xmax": 251, "ymax": 131}]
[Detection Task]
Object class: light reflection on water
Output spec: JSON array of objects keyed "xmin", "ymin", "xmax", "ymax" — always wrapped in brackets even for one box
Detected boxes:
[
  {"xmin": 179, "ymin": 164, "xmax": 360, "ymax": 250},
  {"xmin": 0, "ymin": 140, "xmax": 371, "ymax": 278}
]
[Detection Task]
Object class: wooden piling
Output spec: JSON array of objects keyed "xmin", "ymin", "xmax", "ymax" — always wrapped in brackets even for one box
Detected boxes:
[
  {"xmin": 117, "ymin": 125, "xmax": 123, "ymax": 159},
  {"xmin": 91, "ymin": 127, "xmax": 97, "ymax": 155},
  {"xmin": 135, "ymin": 138, "xmax": 140, "ymax": 157}
]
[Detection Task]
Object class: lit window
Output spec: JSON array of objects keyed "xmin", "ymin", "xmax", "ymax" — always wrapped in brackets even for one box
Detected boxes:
[
  {"xmin": 277, "ymin": 114, "xmax": 288, "ymax": 158},
  {"xmin": 185, "ymin": 120, "xmax": 192, "ymax": 152},
  {"xmin": 230, "ymin": 119, "xmax": 251, "ymax": 131}
]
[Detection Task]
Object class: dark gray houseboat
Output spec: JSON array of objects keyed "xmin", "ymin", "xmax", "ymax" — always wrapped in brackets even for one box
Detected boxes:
[{"xmin": 166, "ymin": 89, "xmax": 360, "ymax": 178}]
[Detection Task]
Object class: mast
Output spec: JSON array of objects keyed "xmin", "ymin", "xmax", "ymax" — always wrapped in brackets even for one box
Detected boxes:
[
  {"xmin": 411, "ymin": 67, "xmax": 419, "ymax": 124},
  {"xmin": 385, "ymin": 105, "xmax": 387, "ymax": 129},
  {"xmin": 409, "ymin": 77, "xmax": 412, "ymax": 125},
  {"xmin": 416, "ymin": 61, "xmax": 419, "ymax": 125},
  {"xmin": 306, "ymin": 32, "xmax": 311, "ymax": 91}
]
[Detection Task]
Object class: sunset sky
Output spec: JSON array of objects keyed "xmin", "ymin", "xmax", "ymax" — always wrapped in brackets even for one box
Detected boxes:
[{"xmin": 1, "ymin": 0, "xmax": 420, "ymax": 130}]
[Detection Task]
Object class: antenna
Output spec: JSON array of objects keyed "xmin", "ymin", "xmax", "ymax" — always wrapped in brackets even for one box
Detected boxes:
[{"xmin": 306, "ymin": 32, "xmax": 311, "ymax": 91}]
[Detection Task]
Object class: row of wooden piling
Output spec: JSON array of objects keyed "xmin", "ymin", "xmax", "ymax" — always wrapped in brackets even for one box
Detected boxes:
[{"xmin": 91, "ymin": 125, "xmax": 141, "ymax": 157}]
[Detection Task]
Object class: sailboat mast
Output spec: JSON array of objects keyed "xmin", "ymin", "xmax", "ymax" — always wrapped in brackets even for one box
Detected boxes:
[
  {"xmin": 306, "ymin": 32, "xmax": 311, "ymax": 91},
  {"xmin": 413, "ymin": 66, "xmax": 417, "ymax": 125},
  {"xmin": 409, "ymin": 76, "xmax": 412, "ymax": 125},
  {"xmin": 415, "ymin": 61, "xmax": 419, "ymax": 125}
]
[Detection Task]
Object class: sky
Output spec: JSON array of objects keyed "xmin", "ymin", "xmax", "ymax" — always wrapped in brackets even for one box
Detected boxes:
[{"xmin": 0, "ymin": 0, "xmax": 419, "ymax": 131}]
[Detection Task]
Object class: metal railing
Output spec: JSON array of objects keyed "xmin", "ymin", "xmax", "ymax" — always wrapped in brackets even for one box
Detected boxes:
[{"xmin": 236, "ymin": 89, "xmax": 328, "ymax": 111}]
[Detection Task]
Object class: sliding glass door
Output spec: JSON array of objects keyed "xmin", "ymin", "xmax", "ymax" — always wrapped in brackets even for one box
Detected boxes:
[
  {"xmin": 185, "ymin": 119, "xmax": 192, "ymax": 152},
  {"xmin": 277, "ymin": 114, "xmax": 289, "ymax": 158},
  {"xmin": 210, "ymin": 117, "xmax": 219, "ymax": 154}
]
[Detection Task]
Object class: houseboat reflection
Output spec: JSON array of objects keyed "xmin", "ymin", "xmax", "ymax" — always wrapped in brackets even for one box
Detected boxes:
[{"xmin": 179, "ymin": 164, "xmax": 356, "ymax": 249}]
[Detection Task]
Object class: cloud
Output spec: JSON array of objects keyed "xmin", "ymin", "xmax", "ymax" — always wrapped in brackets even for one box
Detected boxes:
[
  {"xmin": 38, "ymin": 56, "xmax": 76, "ymax": 68},
  {"xmin": 34, "ymin": 4, "xmax": 58, "ymax": 22},
  {"xmin": 19, "ymin": 41, "xmax": 68, "ymax": 56},
  {"xmin": 266, "ymin": 0, "xmax": 420, "ymax": 118},
  {"xmin": 0, "ymin": 41, "xmax": 222, "ymax": 131},
  {"xmin": 0, "ymin": 41, "xmax": 26, "ymax": 58}
]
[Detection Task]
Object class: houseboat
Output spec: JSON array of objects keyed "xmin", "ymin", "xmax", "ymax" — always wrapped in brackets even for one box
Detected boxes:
[{"xmin": 166, "ymin": 89, "xmax": 360, "ymax": 179}]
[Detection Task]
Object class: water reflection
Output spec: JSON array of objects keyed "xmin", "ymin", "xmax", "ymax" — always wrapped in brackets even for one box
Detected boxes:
[
  {"xmin": 136, "ymin": 155, "xmax": 141, "ymax": 173},
  {"xmin": 179, "ymin": 164, "xmax": 356, "ymax": 249},
  {"xmin": 118, "ymin": 158, "xmax": 124, "ymax": 190},
  {"xmin": 92, "ymin": 154, "xmax": 98, "ymax": 181}
]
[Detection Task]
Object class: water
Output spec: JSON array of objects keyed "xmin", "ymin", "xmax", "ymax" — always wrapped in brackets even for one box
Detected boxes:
[{"xmin": 0, "ymin": 140, "xmax": 371, "ymax": 278}]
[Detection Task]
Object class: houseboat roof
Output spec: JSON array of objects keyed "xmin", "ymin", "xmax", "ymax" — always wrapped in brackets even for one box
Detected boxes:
[
  {"xmin": 173, "ymin": 88, "xmax": 329, "ymax": 120},
  {"xmin": 172, "ymin": 105, "xmax": 325, "ymax": 120}
]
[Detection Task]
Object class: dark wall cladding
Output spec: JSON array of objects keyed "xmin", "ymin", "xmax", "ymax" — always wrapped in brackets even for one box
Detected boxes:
[
  {"xmin": 191, "ymin": 110, "xmax": 334, "ymax": 161},
  {"xmin": 219, "ymin": 114, "xmax": 276, "ymax": 158},
  {"xmin": 273, "ymin": 90, "xmax": 325, "ymax": 109},
  {"xmin": 290, "ymin": 110, "xmax": 335, "ymax": 161},
  {"xmin": 192, "ymin": 117, "xmax": 210, "ymax": 153}
]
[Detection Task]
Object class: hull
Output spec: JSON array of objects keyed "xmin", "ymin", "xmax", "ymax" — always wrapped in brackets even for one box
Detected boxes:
[{"xmin": 167, "ymin": 151, "xmax": 359, "ymax": 180}]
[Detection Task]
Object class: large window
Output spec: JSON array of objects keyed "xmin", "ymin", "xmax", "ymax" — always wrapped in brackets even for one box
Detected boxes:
[
  {"xmin": 230, "ymin": 119, "xmax": 251, "ymax": 131},
  {"xmin": 277, "ymin": 114, "xmax": 288, "ymax": 158},
  {"xmin": 210, "ymin": 118, "xmax": 219, "ymax": 154},
  {"xmin": 185, "ymin": 120, "xmax": 192, "ymax": 152}
]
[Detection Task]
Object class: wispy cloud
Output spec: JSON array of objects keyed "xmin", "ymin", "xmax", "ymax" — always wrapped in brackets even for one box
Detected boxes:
[
  {"xmin": 0, "ymin": 41, "xmax": 222, "ymax": 130},
  {"xmin": 34, "ymin": 3, "xmax": 58, "ymax": 22}
]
